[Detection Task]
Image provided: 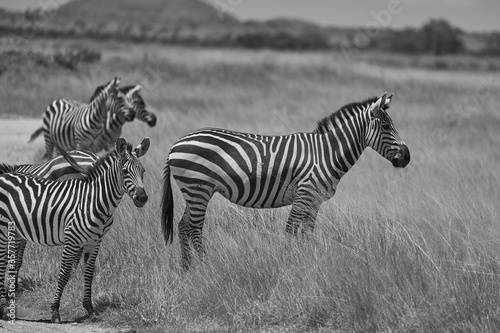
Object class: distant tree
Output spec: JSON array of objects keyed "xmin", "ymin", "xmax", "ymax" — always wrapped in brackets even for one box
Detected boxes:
[
  {"xmin": 480, "ymin": 32, "xmax": 500, "ymax": 55},
  {"xmin": 421, "ymin": 19, "xmax": 463, "ymax": 55}
]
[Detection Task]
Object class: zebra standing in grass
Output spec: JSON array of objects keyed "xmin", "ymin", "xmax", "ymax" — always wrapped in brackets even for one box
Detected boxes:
[
  {"xmin": 161, "ymin": 93, "xmax": 410, "ymax": 269},
  {"xmin": 0, "ymin": 137, "xmax": 150, "ymax": 323},
  {"xmin": 0, "ymin": 150, "xmax": 98, "ymax": 290},
  {"xmin": 88, "ymin": 83, "xmax": 157, "ymax": 151},
  {"xmin": 28, "ymin": 77, "xmax": 134, "ymax": 159}
]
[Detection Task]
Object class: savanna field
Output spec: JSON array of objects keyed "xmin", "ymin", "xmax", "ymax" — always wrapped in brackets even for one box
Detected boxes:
[{"xmin": 1, "ymin": 40, "xmax": 500, "ymax": 332}]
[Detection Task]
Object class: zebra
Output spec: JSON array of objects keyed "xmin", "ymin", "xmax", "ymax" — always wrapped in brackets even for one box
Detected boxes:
[
  {"xmin": 87, "ymin": 83, "xmax": 157, "ymax": 151},
  {"xmin": 0, "ymin": 150, "xmax": 98, "ymax": 291},
  {"xmin": 28, "ymin": 77, "xmax": 134, "ymax": 159},
  {"xmin": 161, "ymin": 93, "xmax": 410, "ymax": 269},
  {"xmin": 0, "ymin": 137, "xmax": 150, "ymax": 323}
]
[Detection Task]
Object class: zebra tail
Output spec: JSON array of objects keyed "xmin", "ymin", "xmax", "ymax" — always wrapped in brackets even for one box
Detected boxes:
[
  {"xmin": 28, "ymin": 127, "xmax": 44, "ymax": 143},
  {"xmin": 161, "ymin": 161, "xmax": 174, "ymax": 245}
]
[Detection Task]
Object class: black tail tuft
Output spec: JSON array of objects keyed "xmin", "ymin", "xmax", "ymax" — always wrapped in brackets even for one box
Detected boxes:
[
  {"xmin": 28, "ymin": 127, "xmax": 44, "ymax": 143},
  {"xmin": 161, "ymin": 160, "xmax": 174, "ymax": 245}
]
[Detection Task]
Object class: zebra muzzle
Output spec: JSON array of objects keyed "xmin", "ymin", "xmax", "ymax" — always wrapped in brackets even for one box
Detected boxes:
[
  {"xmin": 391, "ymin": 144, "xmax": 410, "ymax": 168},
  {"xmin": 133, "ymin": 187, "xmax": 148, "ymax": 207}
]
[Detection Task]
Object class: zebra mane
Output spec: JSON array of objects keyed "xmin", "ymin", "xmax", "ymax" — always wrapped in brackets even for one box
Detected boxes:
[
  {"xmin": 80, "ymin": 143, "xmax": 133, "ymax": 180},
  {"xmin": 0, "ymin": 163, "xmax": 18, "ymax": 175},
  {"xmin": 313, "ymin": 96, "xmax": 379, "ymax": 134}
]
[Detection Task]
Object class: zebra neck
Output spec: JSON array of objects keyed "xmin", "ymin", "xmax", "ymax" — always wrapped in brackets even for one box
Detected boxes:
[
  {"xmin": 89, "ymin": 90, "xmax": 110, "ymax": 123},
  {"xmin": 323, "ymin": 120, "xmax": 368, "ymax": 177},
  {"xmin": 87, "ymin": 159, "xmax": 125, "ymax": 209}
]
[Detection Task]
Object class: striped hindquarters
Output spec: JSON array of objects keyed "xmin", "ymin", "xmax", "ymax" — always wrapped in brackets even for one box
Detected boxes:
[{"xmin": 168, "ymin": 128, "xmax": 316, "ymax": 208}]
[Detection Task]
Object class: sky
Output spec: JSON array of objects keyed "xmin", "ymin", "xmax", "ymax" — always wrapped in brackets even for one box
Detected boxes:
[{"xmin": 1, "ymin": 0, "xmax": 499, "ymax": 32}]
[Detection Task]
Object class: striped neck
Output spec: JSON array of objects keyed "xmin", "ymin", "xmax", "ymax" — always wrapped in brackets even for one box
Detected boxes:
[{"xmin": 314, "ymin": 98, "xmax": 376, "ymax": 175}]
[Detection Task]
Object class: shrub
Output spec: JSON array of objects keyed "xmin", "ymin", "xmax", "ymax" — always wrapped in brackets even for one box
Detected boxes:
[{"xmin": 52, "ymin": 46, "xmax": 102, "ymax": 70}]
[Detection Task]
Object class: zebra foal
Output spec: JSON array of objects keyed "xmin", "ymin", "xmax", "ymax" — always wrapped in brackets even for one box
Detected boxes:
[
  {"xmin": 0, "ymin": 137, "xmax": 150, "ymax": 323},
  {"xmin": 161, "ymin": 93, "xmax": 410, "ymax": 269}
]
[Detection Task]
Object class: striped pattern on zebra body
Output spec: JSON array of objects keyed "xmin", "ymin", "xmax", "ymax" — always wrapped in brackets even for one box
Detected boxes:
[
  {"xmin": 0, "ymin": 150, "xmax": 98, "ymax": 291},
  {"xmin": 89, "ymin": 83, "xmax": 157, "ymax": 152},
  {"xmin": 28, "ymin": 77, "xmax": 132, "ymax": 159},
  {"xmin": 161, "ymin": 93, "xmax": 411, "ymax": 270},
  {"xmin": 0, "ymin": 138, "xmax": 150, "ymax": 323}
]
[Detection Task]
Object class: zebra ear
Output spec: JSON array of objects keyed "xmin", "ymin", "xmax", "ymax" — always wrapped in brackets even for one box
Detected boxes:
[
  {"xmin": 129, "ymin": 85, "xmax": 142, "ymax": 96},
  {"xmin": 369, "ymin": 92, "xmax": 388, "ymax": 118},
  {"xmin": 134, "ymin": 138, "xmax": 150, "ymax": 158},
  {"xmin": 116, "ymin": 138, "xmax": 127, "ymax": 157},
  {"xmin": 113, "ymin": 76, "xmax": 121, "ymax": 87}
]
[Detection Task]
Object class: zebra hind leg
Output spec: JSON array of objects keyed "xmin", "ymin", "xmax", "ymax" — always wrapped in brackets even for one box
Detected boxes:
[
  {"xmin": 178, "ymin": 206, "xmax": 192, "ymax": 271},
  {"xmin": 51, "ymin": 243, "xmax": 83, "ymax": 323},
  {"xmin": 178, "ymin": 197, "xmax": 210, "ymax": 270}
]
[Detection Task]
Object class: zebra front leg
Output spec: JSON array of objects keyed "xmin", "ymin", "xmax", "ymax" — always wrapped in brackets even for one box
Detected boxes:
[
  {"xmin": 51, "ymin": 243, "xmax": 83, "ymax": 323},
  {"xmin": 81, "ymin": 243, "xmax": 101, "ymax": 318},
  {"xmin": 285, "ymin": 189, "xmax": 321, "ymax": 236}
]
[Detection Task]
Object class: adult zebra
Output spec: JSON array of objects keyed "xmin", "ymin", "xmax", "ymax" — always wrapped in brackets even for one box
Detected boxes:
[
  {"xmin": 0, "ymin": 150, "xmax": 98, "ymax": 291},
  {"xmin": 28, "ymin": 77, "xmax": 134, "ymax": 159},
  {"xmin": 88, "ymin": 83, "xmax": 157, "ymax": 151},
  {"xmin": 0, "ymin": 137, "xmax": 150, "ymax": 323},
  {"xmin": 161, "ymin": 93, "xmax": 410, "ymax": 269}
]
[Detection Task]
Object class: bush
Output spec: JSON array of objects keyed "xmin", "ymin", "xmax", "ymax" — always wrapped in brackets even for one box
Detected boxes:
[{"xmin": 52, "ymin": 46, "xmax": 102, "ymax": 70}]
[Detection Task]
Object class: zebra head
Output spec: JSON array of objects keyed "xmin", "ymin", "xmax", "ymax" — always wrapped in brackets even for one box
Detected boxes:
[
  {"xmin": 116, "ymin": 137, "xmax": 150, "ymax": 207},
  {"xmin": 110, "ymin": 80, "xmax": 135, "ymax": 123},
  {"xmin": 121, "ymin": 85, "xmax": 157, "ymax": 127},
  {"xmin": 366, "ymin": 93, "xmax": 410, "ymax": 168}
]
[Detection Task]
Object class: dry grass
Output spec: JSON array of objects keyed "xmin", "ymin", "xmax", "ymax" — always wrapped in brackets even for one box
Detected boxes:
[{"xmin": 1, "ymin": 41, "xmax": 500, "ymax": 332}]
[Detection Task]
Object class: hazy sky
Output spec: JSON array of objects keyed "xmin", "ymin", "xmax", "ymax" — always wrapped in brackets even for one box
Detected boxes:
[{"xmin": 1, "ymin": 0, "xmax": 499, "ymax": 32}]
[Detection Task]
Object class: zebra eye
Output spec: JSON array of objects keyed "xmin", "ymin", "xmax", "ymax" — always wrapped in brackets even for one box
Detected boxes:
[{"xmin": 381, "ymin": 124, "xmax": 391, "ymax": 132}]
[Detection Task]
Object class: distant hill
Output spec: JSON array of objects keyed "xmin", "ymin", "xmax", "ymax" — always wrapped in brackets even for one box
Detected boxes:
[{"xmin": 53, "ymin": 0, "xmax": 240, "ymax": 28}]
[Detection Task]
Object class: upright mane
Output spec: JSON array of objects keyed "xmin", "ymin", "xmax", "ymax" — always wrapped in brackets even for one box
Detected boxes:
[
  {"xmin": 0, "ymin": 163, "xmax": 18, "ymax": 175},
  {"xmin": 313, "ymin": 96, "xmax": 378, "ymax": 134}
]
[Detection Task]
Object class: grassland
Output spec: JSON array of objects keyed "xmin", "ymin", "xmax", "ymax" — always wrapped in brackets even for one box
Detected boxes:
[{"xmin": 1, "ymin": 39, "xmax": 500, "ymax": 332}]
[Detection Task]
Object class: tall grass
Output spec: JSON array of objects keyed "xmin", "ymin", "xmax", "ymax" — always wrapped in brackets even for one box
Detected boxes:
[{"xmin": 2, "ymin": 43, "xmax": 500, "ymax": 332}]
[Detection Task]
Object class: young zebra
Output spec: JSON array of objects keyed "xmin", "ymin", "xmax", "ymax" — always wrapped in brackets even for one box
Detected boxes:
[
  {"xmin": 0, "ymin": 150, "xmax": 98, "ymax": 291},
  {"xmin": 28, "ymin": 77, "xmax": 134, "ymax": 159},
  {"xmin": 0, "ymin": 137, "xmax": 150, "ymax": 323},
  {"xmin": 161, "ymin": 93, "xmax": 410, "ymax": 269},
  {"xmin": 88, "ymin": 83, "xmax": 157, "ymax": 151}
]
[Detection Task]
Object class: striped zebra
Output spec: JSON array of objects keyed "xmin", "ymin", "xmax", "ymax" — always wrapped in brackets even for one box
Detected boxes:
[
  {"xmin": 161, "ymin": 93, "xmax": 410, "ymax": 269},
  {"xmin": 88, "ymin": 83, "xmax": 157, "ymax": 151},
  {"xmin": 0, "ymin": 137, "xmax": 150, "ymax": 323},
  {"xmin": 0, "ymin": 150, "xmax": 98, "ymax": 291},
  {"xmin": 28, "ymin": 77, "xmax": 134, "ymax": 159}
]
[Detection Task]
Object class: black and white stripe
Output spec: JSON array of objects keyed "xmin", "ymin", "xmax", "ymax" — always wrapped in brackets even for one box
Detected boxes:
[
  {"xmin": 89, "ymin": 84, "xmax": 157, "ymax": 152},
  {"xmin": 0, "ymin": 138, "xmax": 150, "ymax": 323},
  {"xmin": 28, "ymin": 77, "xmax": 131, "ymax": 159},
  {"xmin": 161, "ymin": 93, "xmax": 410, "ymax": 269}
]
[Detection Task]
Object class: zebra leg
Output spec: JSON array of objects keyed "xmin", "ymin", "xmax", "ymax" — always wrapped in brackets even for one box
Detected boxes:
[
  {"xmin": 188, "ymin": 203, "xmax": 209, "ymax": 264},
  {"xmin": 285, "ymin": 189, "xmax": 321, "ymax": 236},
  {"xmin": 51, "ymin": 243, "xmax": 83, "ymax": 323},
  {"xmin": 0, "ymin": 229, "xmax": 6, "ymax": 317},
  {"xmin": 178, "ymin": 206, "xmax": 192, "ymax": 270},
  {"xmin": 178, "ymin": 201, "xmax": 209, "ymax": 270},
  {"xmin": 13, "ymin": 238, "xmax": 27, "ymax": 291},
  {"xmin": 81, "ymin": 243, "xmax": 101, "ymax": 318}
]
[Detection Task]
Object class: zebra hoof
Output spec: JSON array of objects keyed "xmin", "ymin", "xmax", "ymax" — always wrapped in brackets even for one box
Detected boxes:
[{"xmin": 51, "ymin": 310, "xmax": 61, "ymax": 323}]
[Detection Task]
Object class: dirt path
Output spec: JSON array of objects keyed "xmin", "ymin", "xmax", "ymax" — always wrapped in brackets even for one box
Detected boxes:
[{"xmin": 0, "ymin": 119, "xmax": 136, "ymax": 333}]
